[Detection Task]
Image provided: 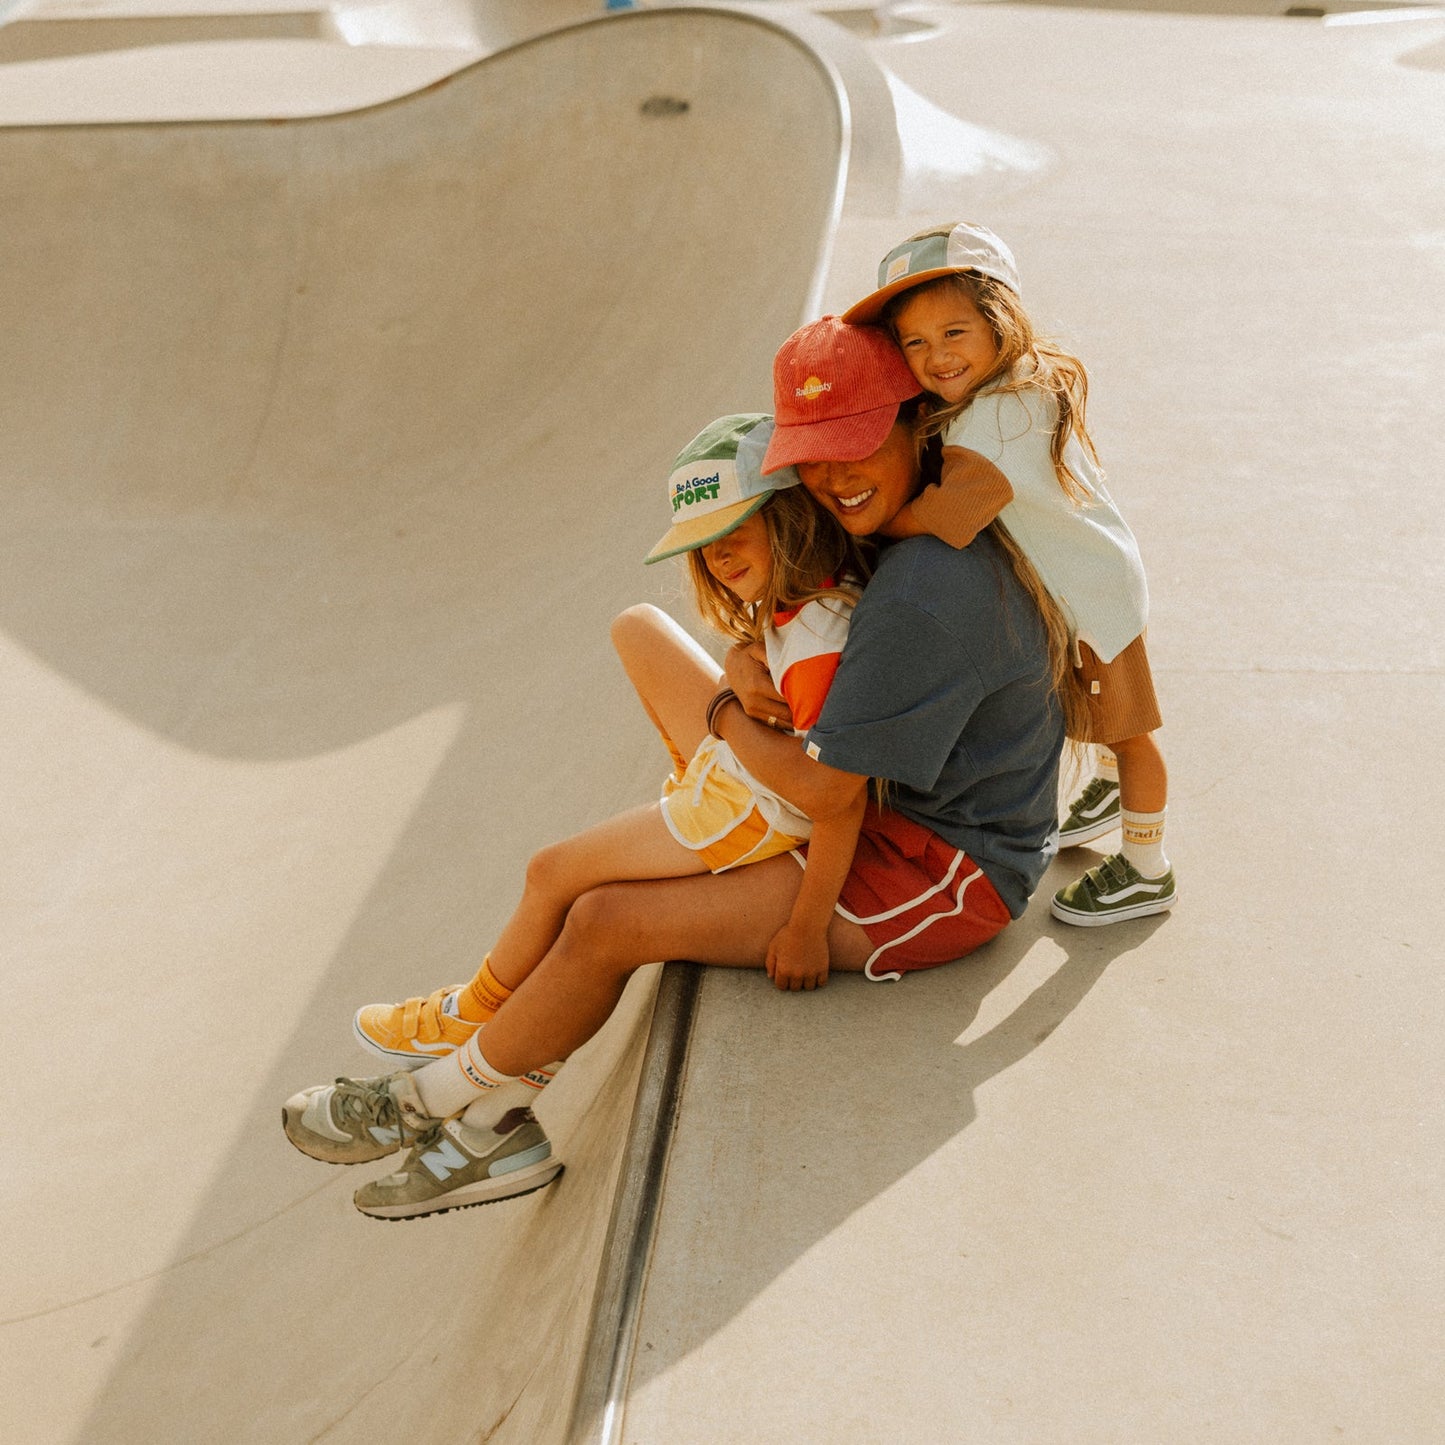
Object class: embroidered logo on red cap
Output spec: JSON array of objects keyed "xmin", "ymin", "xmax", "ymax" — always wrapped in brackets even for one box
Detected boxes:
[{"xmin": 795, "ymin": 375, "xmax": 832, "ymax": 401}]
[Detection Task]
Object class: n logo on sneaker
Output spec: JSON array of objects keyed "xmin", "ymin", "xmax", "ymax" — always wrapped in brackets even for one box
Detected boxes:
[{"xmin": 420, "ymin": 1137, "xmax": 469, "ymax": 1182}]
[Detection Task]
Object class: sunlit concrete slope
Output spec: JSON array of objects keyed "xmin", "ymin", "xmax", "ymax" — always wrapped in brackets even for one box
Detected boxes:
[
  {"xmin": 0, "ymin": 12, "xmax": 843, "ymax": 1442},
  {"xmin": 0, "ymin": 0, "xmax": 627, "ymax": 123}
]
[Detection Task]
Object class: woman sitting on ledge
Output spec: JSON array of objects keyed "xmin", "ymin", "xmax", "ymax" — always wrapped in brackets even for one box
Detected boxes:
[{"xmin": 279, "ymin": 317, "xmax": 1074, "ymax": 1221}]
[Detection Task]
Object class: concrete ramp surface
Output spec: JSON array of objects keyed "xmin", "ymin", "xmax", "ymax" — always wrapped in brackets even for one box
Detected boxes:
[
  {"xmin": 0, "ymin": 13, "xmax": 842, "ymax": 1441},
  {"xmin": 9, "ymin": 2, "xmax": 1445, "ymax": 1441}
]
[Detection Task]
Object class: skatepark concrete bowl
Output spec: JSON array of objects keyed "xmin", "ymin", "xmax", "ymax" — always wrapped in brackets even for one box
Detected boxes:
[
  {"xmin": 5, "ymin": 1, "xmax": 1445, "ymax": 1442},
  {"xmin": 0, "ymin": 10, "xmax": 849, "ymax": 1441}
]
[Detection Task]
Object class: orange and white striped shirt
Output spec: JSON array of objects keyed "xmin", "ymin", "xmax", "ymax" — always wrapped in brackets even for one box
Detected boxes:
[{"xmin": 764, "ymin": 586, "xmax": 858, "ymax": 735}]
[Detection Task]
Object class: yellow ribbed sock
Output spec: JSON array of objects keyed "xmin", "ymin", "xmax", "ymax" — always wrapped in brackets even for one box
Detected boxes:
[{"xmin": 457, "ymin": 955, "xmax": 512, "ymax": 1023}]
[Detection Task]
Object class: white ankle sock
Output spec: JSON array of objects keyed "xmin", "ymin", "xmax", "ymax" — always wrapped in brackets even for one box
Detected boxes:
[
  {"xmin": 459, "ymin": 1060, "xmax": 561, "ymax": 1131},
  {"xmin": 414, "ymin": 1034, "xmax": 520, "ymax": 1119},
  {"xmin": 1121, "ymin": 807, "xmax": 1168, "ymax": 878},
  {"xmin": 1096, "ymin": 746, "xmax": 1119, "ymax": 784}
]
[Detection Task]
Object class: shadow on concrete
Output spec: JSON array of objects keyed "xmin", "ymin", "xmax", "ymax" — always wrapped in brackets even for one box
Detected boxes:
[
  {"xmin": 630, "ymin": 851, "xmax": 1169, "ymax": 1390},
  {"xmin": 0, "ymin": 14, "xmax": 852, "ymax": 1443}
]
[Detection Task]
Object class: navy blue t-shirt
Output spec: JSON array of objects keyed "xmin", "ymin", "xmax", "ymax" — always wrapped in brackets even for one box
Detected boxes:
[{"xmin": 804, "ymin": 531, "xmax": 1063, "ymax": 916}]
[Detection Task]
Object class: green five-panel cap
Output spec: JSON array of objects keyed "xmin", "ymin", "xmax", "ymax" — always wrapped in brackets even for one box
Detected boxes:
[{"xmin": 644, "ymin": 414, "xmax": 801, "ymax": 565}]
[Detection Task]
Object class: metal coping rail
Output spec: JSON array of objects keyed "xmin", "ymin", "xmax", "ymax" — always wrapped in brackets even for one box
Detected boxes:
[{"xmin": 565, "ymin": 959, "xmax": 703, "ymax": 1445}]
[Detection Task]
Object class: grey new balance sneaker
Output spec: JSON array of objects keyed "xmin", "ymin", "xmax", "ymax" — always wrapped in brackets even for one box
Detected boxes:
[
  {"xmin": 1058, "ymin": 776, "xmax": 1122, "ymax": 847},
  {"xmin": 282, "ymin": 1072, "xmax": 437, "ymax": 1165},
  {"xmin": 354, "ymin": 1107, "xmax": 563, "ymax": 1221},
  {"xmin": 1050, "ymin": 853, "xmax": 1177, "ymax": 927}
]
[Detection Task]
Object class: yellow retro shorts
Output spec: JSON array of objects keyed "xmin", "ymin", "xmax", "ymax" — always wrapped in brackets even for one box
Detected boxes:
[{"xmin": 661, "ymin": 735, "xmax": 805, "ymax": 873}]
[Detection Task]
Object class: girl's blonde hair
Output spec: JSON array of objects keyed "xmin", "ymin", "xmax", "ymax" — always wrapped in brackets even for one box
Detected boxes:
[
  {"xmin": 882, "ymin": 228, "xmax": 1101, "ymax": 504},
  {"xmin": 685, "ymin": 486, "xmax": 871, "ymax": 646}
]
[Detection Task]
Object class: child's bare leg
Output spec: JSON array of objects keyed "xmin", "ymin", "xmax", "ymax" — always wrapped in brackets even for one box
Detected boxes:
[
  {"xmin": 352, "ymin": 804, "xmax": 708, "ymax": 1058},
  {"xmin": 1111, "ymin": 730, "xmax": 1167, "ymax": 814},
  {"xmin": 611, "ymin": 604, "xmax": 721, "ymax": 768},
  {"xmin": 355, "ymin": 610, "xmax": 723, "ymax": 1062},
  {"xmin": 1052, "ymin": 729, "xmax": 1174, "ymax": 922},
  {"xmin": 1110, "ymin": 730, "xmax": 1170, "ymax": 881}
]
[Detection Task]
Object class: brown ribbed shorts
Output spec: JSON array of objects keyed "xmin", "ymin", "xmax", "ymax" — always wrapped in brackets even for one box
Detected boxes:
[{"xmin": 1072, "ymin": 633, "xmax": 1163, "ymax": 745}]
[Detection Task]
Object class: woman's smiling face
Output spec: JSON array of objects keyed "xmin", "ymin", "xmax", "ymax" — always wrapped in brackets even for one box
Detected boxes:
[{"xmin": 795, "ymin": 417, "xmax": 919, "ymax": 537}]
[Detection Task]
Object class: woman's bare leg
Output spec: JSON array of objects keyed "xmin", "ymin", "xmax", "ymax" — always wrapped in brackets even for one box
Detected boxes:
[
  {"xmin": 478, "ymin": 856, "xmax": 873, "ymax": 1076},
  {"xmin": 611, "ymin": 604, "xmax": 721, "ymax": 767},
  {"xmin": 487, "ymin": 802, "xmax": 709, "ymax": 991}
]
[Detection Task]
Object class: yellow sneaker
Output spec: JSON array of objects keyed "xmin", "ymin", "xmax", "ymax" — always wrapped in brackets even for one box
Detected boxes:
[{"xmin": 352, "ymin": 986, "xmax": 480, "ymax": 1068}]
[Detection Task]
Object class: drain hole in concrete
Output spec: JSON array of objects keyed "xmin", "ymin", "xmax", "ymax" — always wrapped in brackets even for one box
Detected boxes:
[{"xmin": 640, "ymin": 96, "xmax": 690, "ymax": 117}]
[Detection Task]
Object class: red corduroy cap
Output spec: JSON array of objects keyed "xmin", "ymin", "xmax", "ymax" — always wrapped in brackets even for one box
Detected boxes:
[{"xmin": 761, "ymin": 316, "xmax": 922, "ymax": 475}]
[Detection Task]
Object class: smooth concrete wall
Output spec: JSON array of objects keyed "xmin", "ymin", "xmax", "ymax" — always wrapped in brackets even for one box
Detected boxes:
[{"xmin": 0, "ymin": 13, "xmax": 843, "ymax": 1442}]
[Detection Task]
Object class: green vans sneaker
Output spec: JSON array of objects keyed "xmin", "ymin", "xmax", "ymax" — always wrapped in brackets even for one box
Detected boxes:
[
  {"xmin": 282, "ymin": 1071, "xmax": 436, "ymax": 1165},
  {"xmin": 1050, "ymin": 853, "xmax": 1177, "ymax": 927},
  {"xmin": 1058, "ymin": 776, "xmax": 1121, "ymax": 847},
  {"xmin": 354, "ymin": 1107, "xmax": 563, "ymax": 1221}
]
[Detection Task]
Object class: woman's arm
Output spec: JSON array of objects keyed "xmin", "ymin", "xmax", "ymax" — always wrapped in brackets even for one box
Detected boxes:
[
  {"xmin": 724, "ymin": 639, "xmax": 792, "ymax": 729},
  {"xmin": 765, "ymin": 782, "xmax": 867, "ymax": 991},
  {"xmin": 717, "ymin": 649, "xmax": 857, "ymax": 821},
  {"xmin": 710, "ymin": 674, "xmax": 870, "ymax": 990}
]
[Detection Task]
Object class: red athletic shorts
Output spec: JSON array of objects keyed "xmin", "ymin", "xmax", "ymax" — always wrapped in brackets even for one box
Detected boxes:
[{"xmin": 798, "ymin": 804, "xmax": 1012, "ymax": 981}]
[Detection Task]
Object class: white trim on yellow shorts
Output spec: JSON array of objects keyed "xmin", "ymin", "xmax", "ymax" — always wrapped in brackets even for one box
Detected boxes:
[{"xmin": 661, "ymin": 735, "xmax": 805, "ymax": 873}]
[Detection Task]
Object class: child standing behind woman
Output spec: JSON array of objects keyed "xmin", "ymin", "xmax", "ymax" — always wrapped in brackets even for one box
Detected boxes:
[
  {"xmin": 284, "ymin": 414, "xmax": 869, "ymax": 1218},
  {"xmin": 844, "ymin": 221, "xmax": 1175, "ymax": 926}
]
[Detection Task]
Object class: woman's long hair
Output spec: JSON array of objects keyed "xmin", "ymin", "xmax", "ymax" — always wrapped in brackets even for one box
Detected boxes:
[
  {"xmin": 985, "ymin": 519, "xmax": 1092, "ymax": 745},
  {"xmin": 904, "ymin": 397, "xmax": 1090, "ymax": 746}
]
